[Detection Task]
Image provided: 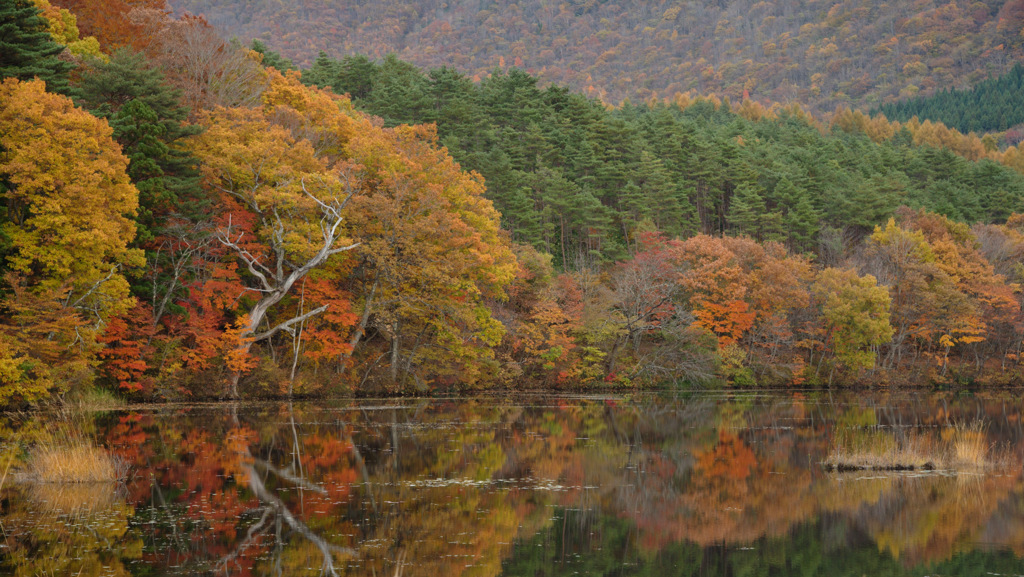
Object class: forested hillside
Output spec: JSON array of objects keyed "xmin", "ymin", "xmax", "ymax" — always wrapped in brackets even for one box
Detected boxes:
[
  {"xmin": 300, "ymin": 53, "xmax": 1024, "ymax": 267},
  {"xmin": 166, "ymin": 0, "xmax": 1024, "ymax": 112},
  {"xmin": 876, "ymin": 63, "xmax": 1024, "ymax": 136},
  {"xmin": 4, "ymin": 0, "xmax": 1024, "ymax": 407}
]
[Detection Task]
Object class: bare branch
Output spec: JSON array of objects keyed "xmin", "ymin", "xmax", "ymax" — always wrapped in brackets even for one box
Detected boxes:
[
  {"xmin": 67, "ymin": 266, "xmax": 119, "ymax": 310},
  {"xmin": 251, "ymin": 458, "xmax": 328, "ymax": 495},
  {"xmin": 249, "ymin": 304, "xmax": 329, "ymax": 343},
  {"xmin": 216, "ymin": 173, "xmax": 363, "ymax": 397},
  {"xmin": 214, "ymin": 507, "xmax": 273, "ymax": 573},
  {"xmin": 242, "ymin": 462, "xmax": 355, "ymax": 576},
  {"xmin": 217, "ymin": 218, "xmax": 275, "ymax": 291}
]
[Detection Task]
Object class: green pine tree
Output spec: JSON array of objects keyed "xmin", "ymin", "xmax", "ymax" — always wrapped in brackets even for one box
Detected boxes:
[
  {"xmin": 728, "ymin": 182, "xmax": 767, "ymax": 239},
  {"xmin": 503, "ymin": 186, "xmax": 544, "ymax": 247},
  {"xmin": 250, "ymin": 39, "xmax": 294, "ymax": 73},
  {"xmin": 785, "ymin": 195, "xmax": 820, "ymax": 253},
  {"xmin": 360, "ymin": 54, "xmax": 429, "ymax": 126},
  {"xmin": 619, "ymin": 180, "xmax": 649, "ymax": 250},
  {"xmin": 302, "ymin": 51, "xmax": 342, "ymax": 92},
  {"xmin": 635, "ymin": 151, "xmax": 686, "ymax": 237},
  {"xmin": 75, "ymin": 50, "xmax": 203, "ymax": 238},
  {"xmin": 0, "ymin": 0, "xmax": 74, "ymax": 95},
  {"xmin": 328, "ymin": 54, "xmax": 380, "ymax": 100}
]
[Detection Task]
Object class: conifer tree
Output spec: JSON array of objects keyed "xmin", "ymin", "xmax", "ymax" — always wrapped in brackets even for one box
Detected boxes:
[
  {"xmin": 728, "ymin": 182, "xmax": 767, "ymax": 239},
  {"xmin": 620, "ymin": 180, "xmax": 648, "ymax": 222},
  {"xmin": 503, "ymin": 186, "xmax": 543, "ymax": 247},
  {"xmin": 301, "ymin": 51, "xmax": 340, "ymax": 91},
  {"xmin": 636, "ymin": 151, "xmax": 686, "ymax": 237},
  {"xmin": 359, "ymin": 54, "xmax": 429, "ymax": 125},
  {"xmin": 785, "ymin": 191, "xmax": 820, "ymax": 253},
  {"xmin": 250, "ymin": 39, "xmax": 294, "ymax": 73},
  {"xmin": 337, "ymin": 54, "xmax": 380, "ymax": 100},
  {"xmin": 75, "ymin": 50, "xmax": 203, "ymax": 238},
  {"xmin": 0, "ymin": 0, "xmax": 73, "ymax": 95},
  {"xmin": 774, "ymin": 177, "xmax": 819, "ymax": 251}
]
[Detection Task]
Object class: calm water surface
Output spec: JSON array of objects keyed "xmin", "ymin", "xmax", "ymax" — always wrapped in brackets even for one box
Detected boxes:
[{"xmin": 3, "ymin": 391, "xmax": 1024, "ymax": 576}]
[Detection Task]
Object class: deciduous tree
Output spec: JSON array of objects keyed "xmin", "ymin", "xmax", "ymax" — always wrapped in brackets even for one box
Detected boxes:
[
  {"xmin": 0, "ymin": 78, "xmax": 141, "ymax": 402},
  {"xmin": 189, "ymin": 104, "xmax": 360, "ymax": 397},
  {"xmin": 812, "ymin": 268, "xmax": 893, "ymax": 377}
]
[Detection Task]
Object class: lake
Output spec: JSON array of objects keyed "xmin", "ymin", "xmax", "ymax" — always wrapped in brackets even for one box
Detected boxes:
[{"xmin": 2, "ymin": 391, "xmax": 1023, "ymax": 576}]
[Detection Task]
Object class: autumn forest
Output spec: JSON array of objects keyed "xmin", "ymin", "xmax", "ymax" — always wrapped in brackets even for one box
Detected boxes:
[{"xmin": 2, "ymin": 0, "xmax": 1024, "ymax": 408}]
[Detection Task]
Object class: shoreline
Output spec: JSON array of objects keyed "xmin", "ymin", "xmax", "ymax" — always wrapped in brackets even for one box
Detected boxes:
[{"xmin": 26, "ymin": 382, "xmax": 1024, "ymax": 414}]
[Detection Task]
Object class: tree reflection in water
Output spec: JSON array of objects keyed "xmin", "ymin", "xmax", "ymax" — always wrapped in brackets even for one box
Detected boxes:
[{"xmin": 0, "ymin": 392, "xmax": 1022, "ymax": 576}]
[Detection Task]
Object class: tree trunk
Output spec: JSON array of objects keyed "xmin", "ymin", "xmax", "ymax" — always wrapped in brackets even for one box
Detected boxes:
[{"xmin": 390, "ymin": 320, "xmax": 401, "ymax": 384}]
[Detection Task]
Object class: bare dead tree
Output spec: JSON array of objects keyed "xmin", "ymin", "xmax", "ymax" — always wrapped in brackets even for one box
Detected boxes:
[
  {"xmin": 129, "ymin": 8, "xmax": 268, "ymax": 114},
  {"xmin": 605, "ymin": 248, "xmax": 682, "ymax": 374},
  {"xmin": 218, "ymin": 177, "xmax": 360, "ymax": 397},
  {"xmin": 220, "ymin": 405, "xmax": 356, "ymax": 575}
]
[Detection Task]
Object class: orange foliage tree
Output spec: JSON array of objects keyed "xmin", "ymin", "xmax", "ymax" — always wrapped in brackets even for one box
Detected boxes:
[
  {"xmin": 50, "ymin": 0, "xmax": 165, "ymax": 52},
  {"xmin": 859, "ymin": 210, "xmax": 1021, "ymax": 378},
  {"xmin": 494, "ymin": 244, "xmax": 582, "ymax": 386},
  {"xmin": 673, "ymin": 235, "xmax": 811, "ymax": 383},
  {"xmin": 187, "ymin": 75, "xmax": 362, "ymax": 396}
]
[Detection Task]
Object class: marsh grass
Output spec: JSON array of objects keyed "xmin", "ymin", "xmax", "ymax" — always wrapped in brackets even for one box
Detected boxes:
[
  {"xmin": 16, "ymin": 415, "xmax": 128, "ymax": 485},
  {"xmin": 824, "ymin": 427, "xmax": 932, "ymax": 471},
  {"xmin": 0, "ymin": 444, "xmax": 15, "ymax": 492},
  {"xmin": 824, "ymin": 421, "xmax": 993, "ymax": 472},
  {"xmin": 946, "ymin": 420, "xmax": 989, "ymax": 469},
  {"xmin": 25, "ymin": 441, "xmax": 128, "ymax": 484},
  {"xmin": 63, "ymin": 386, "xmax": 127, "ymax": 412},
  {"xmin": 24, "ymin": 478, "xmax": 125, "ymax": 514}
]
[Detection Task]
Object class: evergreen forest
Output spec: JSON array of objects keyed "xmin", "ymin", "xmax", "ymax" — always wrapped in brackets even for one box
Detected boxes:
[{"xmin": 877, "ymin": 62, "xmax": 1024, "ymax": 135}]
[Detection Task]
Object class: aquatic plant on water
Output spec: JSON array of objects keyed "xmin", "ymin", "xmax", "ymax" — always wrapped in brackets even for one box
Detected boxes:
[{"xmin": 824, "ymin": 421, "xmax": 994, "ymax": 472}]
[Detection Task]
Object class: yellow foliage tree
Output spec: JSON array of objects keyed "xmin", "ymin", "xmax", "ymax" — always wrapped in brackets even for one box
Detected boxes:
[
  {"xmin": 31, "ymin": 0, "xmax": 103, "ymax": 58},
  {"xmin": 188, "ymin": 70, "xmax": 515, "ymax": 394},
  {"xmin": 813, "ymin": 268, "xmax": 893, "ymax": 374},
  {"xmin": 0, "ymin": 78, "xmax": 142, "ymax": 403}
]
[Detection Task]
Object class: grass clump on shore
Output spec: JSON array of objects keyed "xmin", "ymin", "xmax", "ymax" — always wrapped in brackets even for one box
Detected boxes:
[
  {"xmin": 945, "ymin": 420, "xmax": 989, "ymax": 469},
  {"xmin": 13, "ymin": 415, "xmax": 129, "ymax": 485},
  {"xmin": 62, "ymin": 386, "xmax": 127, "ymax": 412},
  {"xmin": 0, "ymin": 414, "xmax": 129, "ymax": 517},
  {"xmin": 25, "ymin": 440, "xmax": 128, "ymax": 484},
  {"xmin": 824, "ymin": 421, "xmax": 992, "ymax": 472},
  {"xmin": 824, "ymin": 427, "xmax": 933, "ymax": 472}
]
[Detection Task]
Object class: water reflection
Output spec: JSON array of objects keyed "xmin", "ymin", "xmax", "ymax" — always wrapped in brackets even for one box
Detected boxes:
[{"xmin": 1, "ymin": 392, "xmax": 1023, "ymax": 576}]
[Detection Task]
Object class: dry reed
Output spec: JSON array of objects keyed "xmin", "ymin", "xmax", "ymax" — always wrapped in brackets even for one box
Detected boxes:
[
  {"xmin": 824, "ymin": 427, "xmax": 931, "ymax": 471},
  {"xmin": 24, "ymin": 441, "xmax": 128, "ymax": 484},
  {"xmin": 824, "ymin": 421, "xmax": 992, "ymax": 472},
  {"xmin": 16, "ymin": 414, "xmax": 128, "ymax": 485},
  {"xmin": 63, "ymin": 386, "xmax": 126, "ymax": 412},
  {"xmin": 946, "ymin": 420, "xmax": 989, "ymax": 469},
  {"xmin": 24, "ymin": 479, "xmax": 125, "ymax": 514}
]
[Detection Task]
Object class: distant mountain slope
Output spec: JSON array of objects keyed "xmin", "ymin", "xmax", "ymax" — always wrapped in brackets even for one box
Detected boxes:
[
  {"xmin": 876, "ymin": 62, "xmax": 1024, "ymax": 135},
  {"xmin": 168, "ymin": 0, "xmax": 1024, "ymax": 113},
  {"xmin": 281, "ymin": 53, "xmax": 1024, "ymax": 269}
]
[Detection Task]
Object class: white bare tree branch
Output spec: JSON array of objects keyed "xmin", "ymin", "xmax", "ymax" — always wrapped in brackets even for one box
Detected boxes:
[
  {"xmin": 218, "ymin": 175, "xmax": 361, "ymax": 396},
  {"xmin": 249, "ymin": 304, "xmax": 329, "ymax": 343},
  {"xmin": 242, "ymin": 462, "xmax": 356, "ymax": 576},
  {"xmin": 251, "ymin": 457, "xmax": 329, "ymax": 495},
  {"xmin": 66, "ymin": 266, "xmax": 119, "ymax": 311}
]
